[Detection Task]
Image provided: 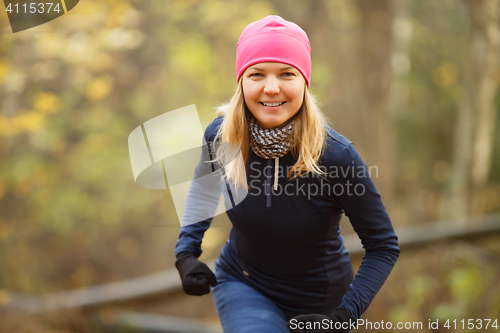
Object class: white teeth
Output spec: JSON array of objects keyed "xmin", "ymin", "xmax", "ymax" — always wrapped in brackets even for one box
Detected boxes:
[{"xmin": 262, "ymin": 102, "xmax": 284, "ymax": 107}]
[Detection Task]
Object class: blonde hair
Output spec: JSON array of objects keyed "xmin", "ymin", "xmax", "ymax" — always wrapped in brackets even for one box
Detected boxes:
[{"xmin": 214, "ymin": 79, "xmax": 328, "ymax": 189}]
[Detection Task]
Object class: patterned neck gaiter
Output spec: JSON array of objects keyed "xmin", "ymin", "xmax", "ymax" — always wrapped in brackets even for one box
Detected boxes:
[
  {"xmin": 248, "ymin": 114, "xmax": 295, "ymax": 159},
  {"xmin": 248, "ymin": 114, "xmax": 295, "ymax": 191}
]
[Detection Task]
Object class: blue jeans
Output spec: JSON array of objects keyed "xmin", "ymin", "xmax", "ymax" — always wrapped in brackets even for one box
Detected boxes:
[{"xmin": 211, "ymin": 265, "xmax": 290, "ymax": 333}]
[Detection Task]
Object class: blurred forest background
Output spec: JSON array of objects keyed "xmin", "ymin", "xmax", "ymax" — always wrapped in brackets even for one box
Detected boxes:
[{"xmin": 1, "ymin": 0, "xmax": 500, "ymax": 332}]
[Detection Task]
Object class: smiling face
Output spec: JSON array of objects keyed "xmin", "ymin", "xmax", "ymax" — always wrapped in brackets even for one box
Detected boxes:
[{"xmin": 242, "ymin": 62, "xmax": 306, "ymax": 129}]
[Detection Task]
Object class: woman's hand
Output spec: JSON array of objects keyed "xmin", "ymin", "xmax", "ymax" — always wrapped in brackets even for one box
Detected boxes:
[
  {"xmin": 175, "ymin": 252, "xmax": 218, "ymax": 296},
  {"xmin": 287, "ymin": 308, "xmax": 353, "ymax": 333}
]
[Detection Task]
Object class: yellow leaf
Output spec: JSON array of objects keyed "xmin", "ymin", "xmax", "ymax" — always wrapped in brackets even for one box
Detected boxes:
[
  {"xmin": 107, "ymin": 3, "xmax": 132, "ymax": 27},
  {"xmin": 12, "ymin": 111, "xmax": 46, "ymax": 133},
  {"xmin": 34, "ymin": 91, "xmax": 60, "ymax": 115},
  {"xmin": 86, "ymin": 76, "xmax": 114, "ymax": 101},
  {"xmin": 0, "ymin": 60, "xmax": 10, "ymax": 81}
]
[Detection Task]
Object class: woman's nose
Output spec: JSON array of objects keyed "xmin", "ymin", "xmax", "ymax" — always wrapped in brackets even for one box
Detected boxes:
[{"xmin": 263, "ymin": 76, "xmax": 280, "ymax": 95}]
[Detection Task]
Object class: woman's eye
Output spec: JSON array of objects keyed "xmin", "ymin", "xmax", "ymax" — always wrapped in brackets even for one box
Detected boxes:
[
  {"xmin": 281, "ymin": 72, "xmax": 295, "ymax": 77},
  {"xmin": 249, "ymin": 73, "xmax": 263, "ymax": 77}
]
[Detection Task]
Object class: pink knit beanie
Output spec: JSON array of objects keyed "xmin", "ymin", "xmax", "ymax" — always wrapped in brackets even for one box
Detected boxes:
[{"xmin": 235, "ymin": 15, "xmax": 311, "ymax": 87}]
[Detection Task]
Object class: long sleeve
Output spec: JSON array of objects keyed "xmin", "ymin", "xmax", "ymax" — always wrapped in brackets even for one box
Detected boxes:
[
  {"xmin": 331, "ymin": 144, "xmax": 400, "ymax": 320},
  {"xmin": 174, "ymin": 119, "xmax": 224, "ymax": 258}
]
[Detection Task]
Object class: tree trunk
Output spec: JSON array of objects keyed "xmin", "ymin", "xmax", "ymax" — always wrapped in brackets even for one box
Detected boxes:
[
  {"xmin": 470, "ymin": 0, "xmax": 500, "ymax": 215},
  {"xmin": 441, "ymin": 0, "xmax": 499, "ymax": 220},
  {"xmin": 354, "ymin": 0, "xmax": 396, "ymax": 208}
]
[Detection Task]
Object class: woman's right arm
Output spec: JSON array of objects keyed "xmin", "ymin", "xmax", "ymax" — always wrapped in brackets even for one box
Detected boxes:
[
  {"xmin": 174, "ymin": 143, "xmax": 219, "ymax": 257},
  {"xmin": 174, "ymin": 116, "xmax": 223, "ymax": 257},
  {"xmin": 174, "ymin": 117, "xmax": 224, "ymax": 295}
]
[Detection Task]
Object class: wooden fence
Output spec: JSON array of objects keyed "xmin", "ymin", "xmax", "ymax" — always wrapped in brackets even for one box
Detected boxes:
[{"xmin": 3, "ymin": 213, "xmax": 500, "ymax": 332}]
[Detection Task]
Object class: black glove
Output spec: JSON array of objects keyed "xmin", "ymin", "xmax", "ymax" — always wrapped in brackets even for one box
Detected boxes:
[
  {"xmin": 175, "ymin": 252, "xmax": 218, "ymax": 296},
  {"xmin": 287, "ymin": 308, "xmax": 354, "ymax": 333}
]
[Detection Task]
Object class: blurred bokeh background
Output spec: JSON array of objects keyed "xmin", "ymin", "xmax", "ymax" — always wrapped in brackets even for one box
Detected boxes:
[{"xmin": 1, "ymin": 0, "xmax": 499, "ymax": 332}]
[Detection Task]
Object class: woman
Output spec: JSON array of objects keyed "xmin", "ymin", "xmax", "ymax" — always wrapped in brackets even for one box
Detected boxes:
[{"xmin": 174, "ymin": 15, "xmax": 400, "ymax": 333}]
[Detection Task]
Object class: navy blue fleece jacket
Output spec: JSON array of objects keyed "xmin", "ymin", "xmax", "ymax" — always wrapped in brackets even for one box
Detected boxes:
[{"xmin": 175, "ymin": 116, "xmax": 400, "ymax": 320}]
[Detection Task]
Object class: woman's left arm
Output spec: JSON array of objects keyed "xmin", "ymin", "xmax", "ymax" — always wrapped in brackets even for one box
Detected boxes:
[
  {"xmin": 289, "ymin": 143, "xmax": 399, "ymax": 333},
  {"xmin": 333, "ymin": 143, "xmax": 400, "ymax": 320}
]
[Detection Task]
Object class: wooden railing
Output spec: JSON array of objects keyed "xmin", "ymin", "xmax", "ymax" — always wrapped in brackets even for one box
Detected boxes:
[{"xmin": 3, "ymin": 213, "xmax": 500, "ymax": 332}]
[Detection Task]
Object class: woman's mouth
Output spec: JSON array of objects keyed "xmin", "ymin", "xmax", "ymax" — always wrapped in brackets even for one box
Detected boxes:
[{"xmin": 260, "ymin": 102, "xmax": 286, "ymax": 107}]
